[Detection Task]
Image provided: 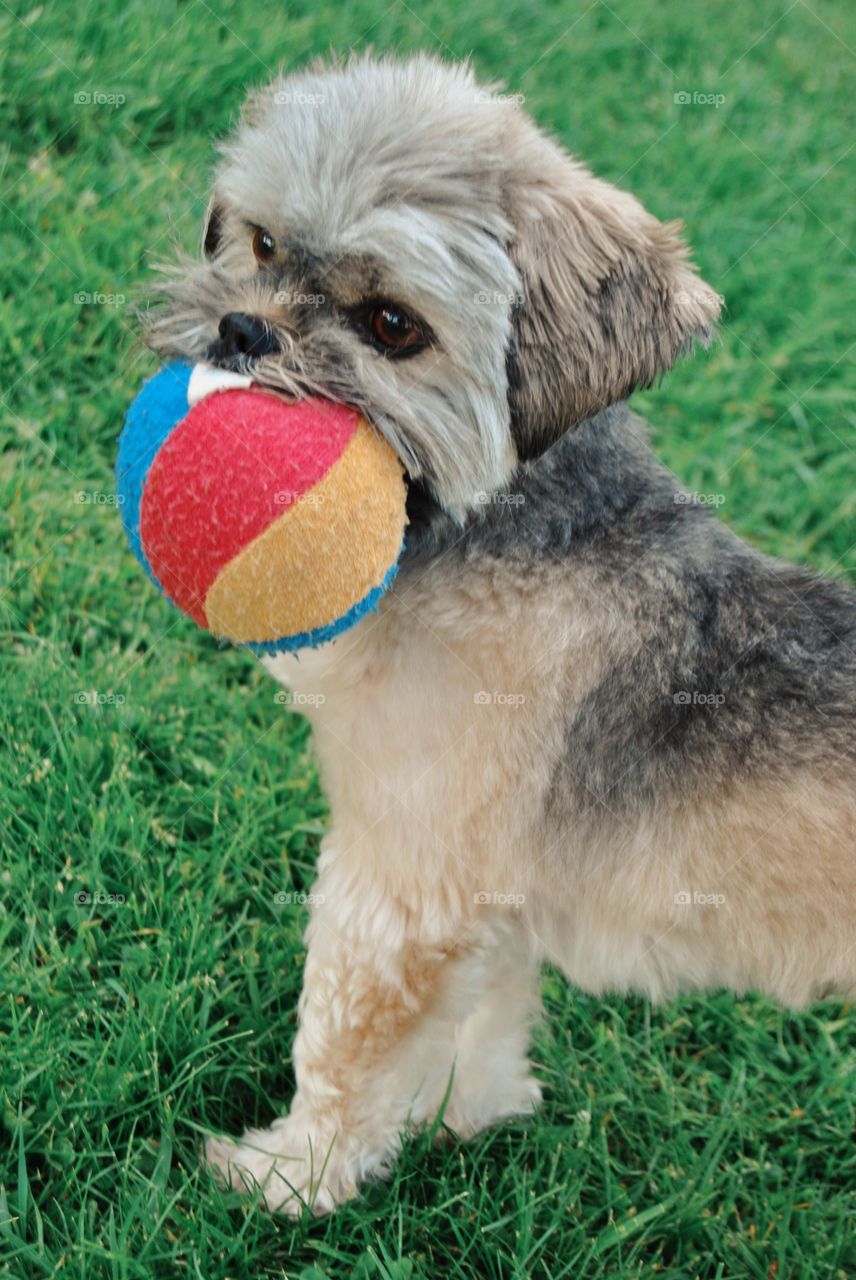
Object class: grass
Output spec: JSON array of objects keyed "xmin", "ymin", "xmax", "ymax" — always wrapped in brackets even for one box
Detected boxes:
[{"xmin": 1, "ymin": 0, "xmax": 855, "ymax": 1275}]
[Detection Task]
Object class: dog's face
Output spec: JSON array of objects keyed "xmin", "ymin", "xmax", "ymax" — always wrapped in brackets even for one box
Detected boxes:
[{"xmin": 147, "ymin": 53, "xmax": 721, "ymax": 516}]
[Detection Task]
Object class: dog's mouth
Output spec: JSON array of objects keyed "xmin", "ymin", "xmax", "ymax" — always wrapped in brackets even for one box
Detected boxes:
[
  {"xmin": 186, "ymin": 363, "xmax": 423, "ymax": 524},
  {"xmin": 204, "ymin": 341, "xmax": 252, "ymax": 373},
  {"xmin": 204, "ymin": 343, "xmax": 315, "ymax": 407},
  {"xmin": 194, "ymin": 356, "xmax": 403, "ymax": 466},
  {"xmin": 199, "ymin": 327, "xmax": 421, "ymax": 494},
  {"xmin": 205, "ymin": 341, "xmax": 281, "ymax": 381}
]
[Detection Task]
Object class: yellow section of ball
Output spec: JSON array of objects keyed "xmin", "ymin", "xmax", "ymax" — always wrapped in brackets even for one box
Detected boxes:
[{"xmin": 203, "ymin": 420, "xmax": 407, "ymax": 645}]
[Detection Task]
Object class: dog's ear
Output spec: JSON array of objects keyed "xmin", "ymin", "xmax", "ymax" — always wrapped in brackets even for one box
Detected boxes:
[
  {"xmin": 202, "ymin": 196, "xmax": 225, "ymax": 258},
  {"xmin": 506, "ymin": 142, "xmax": 721, "ymax": 460}
]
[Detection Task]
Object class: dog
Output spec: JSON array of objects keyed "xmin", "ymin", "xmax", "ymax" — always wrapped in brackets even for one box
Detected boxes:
[{"xmin": 145, "ymin": 52, "xmax": 856, "ymax": 1214}]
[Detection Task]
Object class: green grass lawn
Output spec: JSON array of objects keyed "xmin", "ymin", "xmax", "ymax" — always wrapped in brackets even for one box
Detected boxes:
[{"xmin": 2, "ymin": 0, "xmax": 855, "ymax": 1275}]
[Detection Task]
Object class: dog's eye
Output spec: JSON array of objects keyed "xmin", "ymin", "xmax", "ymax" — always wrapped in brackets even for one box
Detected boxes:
[
  {"xmin": 252, "ymin": 228, "xmax": 277, "ymax": 264},
  {"xmin": 368, "ymin": 305, "xmax": 427, "ymax": 355}
]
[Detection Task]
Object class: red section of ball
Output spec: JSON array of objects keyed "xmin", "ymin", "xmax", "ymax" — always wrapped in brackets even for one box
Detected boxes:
[{"xmin": 139, "ymin": 390, "xmax": 359, "ymax": 626}]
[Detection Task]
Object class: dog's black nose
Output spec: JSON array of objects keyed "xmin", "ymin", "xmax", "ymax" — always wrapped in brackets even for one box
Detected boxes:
[{"xmin": 217, "ymin": 312, "xmax": 280, "ymax": 358}]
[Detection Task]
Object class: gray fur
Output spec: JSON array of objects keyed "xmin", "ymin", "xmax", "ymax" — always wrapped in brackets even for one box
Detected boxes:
[
  {"xmin": 404, "ymin": 408, "xmax": 856, "ymax": 826},
  {"xmin": 145, "ymin": 52, "xmax": 717, "ymax": 515}
]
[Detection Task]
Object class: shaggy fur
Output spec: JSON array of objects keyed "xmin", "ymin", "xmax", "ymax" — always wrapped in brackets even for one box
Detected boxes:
[{"xmin": 145, "ymin": 52, "xmax": 856, "ymax": 1215}]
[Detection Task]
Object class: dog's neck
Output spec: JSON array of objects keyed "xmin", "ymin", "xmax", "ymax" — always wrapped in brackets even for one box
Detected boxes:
[{"xmin": 399, "ymin": 400, "xmax": 697, "ymax": 574}]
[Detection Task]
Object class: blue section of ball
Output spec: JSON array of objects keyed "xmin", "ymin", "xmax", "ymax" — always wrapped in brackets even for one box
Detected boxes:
[
  {"xmin": 116, "ymin": 361, "xmax": 193, "ymax": 585},
  {"xmin": 247, "ymin": 543, "xmax": 404, "ymax": 655}
]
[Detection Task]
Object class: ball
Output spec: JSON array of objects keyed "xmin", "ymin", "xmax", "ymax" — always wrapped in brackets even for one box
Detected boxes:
[{"xmin": 116, "ymin": 361, "xmax": 407, "ymax": 652}]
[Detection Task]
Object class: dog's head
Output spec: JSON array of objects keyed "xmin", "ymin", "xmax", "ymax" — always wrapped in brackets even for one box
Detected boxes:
[{"xmin": 146, "ymin": 53, "xmax": 721, "ymax": 517}]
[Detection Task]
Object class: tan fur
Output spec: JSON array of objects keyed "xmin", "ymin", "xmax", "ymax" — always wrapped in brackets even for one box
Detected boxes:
[{"xmin": 207, "ymin": 553, "xmax": 855, "ymax": 1213}]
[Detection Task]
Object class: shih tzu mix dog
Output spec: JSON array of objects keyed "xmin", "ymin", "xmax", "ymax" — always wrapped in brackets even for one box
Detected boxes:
[{"xmin": 146, "ymin": 52, "xmax": 856, "ymax": 1214}]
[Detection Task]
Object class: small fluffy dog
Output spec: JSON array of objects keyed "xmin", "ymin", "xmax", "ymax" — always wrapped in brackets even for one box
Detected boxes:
[{"xmin": 147, "ymin": 53, "xmax": 856, "ymax": 1214}]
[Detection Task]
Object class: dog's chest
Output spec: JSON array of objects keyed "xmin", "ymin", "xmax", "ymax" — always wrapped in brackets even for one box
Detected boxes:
[
  {"xmin": 259, "ymin": 588, "xmax": 564, "ymax": 874},
  {"xmin": 261, "ymin": 606, "xmax": 495, "ymax": 791}
]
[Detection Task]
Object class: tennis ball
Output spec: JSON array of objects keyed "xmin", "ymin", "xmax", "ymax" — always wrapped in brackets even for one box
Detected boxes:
[{"xmin": 116, "ymin": 361, "xmax": 407, "ymax": 652}]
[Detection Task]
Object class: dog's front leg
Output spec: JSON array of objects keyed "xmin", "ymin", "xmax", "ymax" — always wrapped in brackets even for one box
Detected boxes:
[{"xmin": 205, "ymin": 843, "xmax": 499, "ymax": 1214}]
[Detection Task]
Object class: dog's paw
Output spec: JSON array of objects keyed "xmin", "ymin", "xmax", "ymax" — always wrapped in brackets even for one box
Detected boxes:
[{"xmin": 204, "ymin": 1117, "xmax": 351, "ymax": 1216}]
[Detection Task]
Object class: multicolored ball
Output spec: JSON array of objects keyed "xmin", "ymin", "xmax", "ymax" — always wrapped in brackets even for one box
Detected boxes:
[{"xmin": 116, "ymin": 361, "xmax": 407, "ymax": 652}]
